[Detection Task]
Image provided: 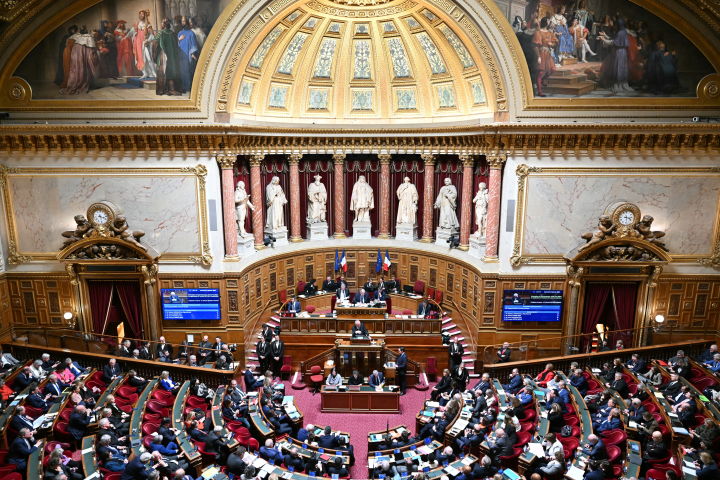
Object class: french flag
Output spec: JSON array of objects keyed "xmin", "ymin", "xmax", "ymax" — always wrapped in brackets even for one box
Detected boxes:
[
  {"xmin": 340, "ymin": 250, "xmax": 347, "ymax": 272},
  {"xmin": 383, "ymin": 250, "xmax": 391, "ymax": 271}
]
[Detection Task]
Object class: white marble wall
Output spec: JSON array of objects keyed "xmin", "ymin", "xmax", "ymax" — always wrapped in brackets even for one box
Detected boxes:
[
  {"xmin": 10, "ymin": 175, "xmax": 200, "ymax": 254},
  {"xmin": 523, "ymin": 175, "xmax": 720, "ymax": 256}
]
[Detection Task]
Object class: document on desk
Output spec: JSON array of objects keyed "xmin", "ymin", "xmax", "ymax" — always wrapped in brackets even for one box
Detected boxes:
[
  {"xmin": 673, "ymin": 427, "xmax": 689, "ymax": 435},
  {"xmin": 527, "ymin": 443, "xmax": 545, "ymax": 456},
  {"xmin": 566, "ymin": 466, "xmax": 586, "ymax": 480},
  {"xmin": 683, "ymin": 466, "xmax": 697, "ymax": 476}
]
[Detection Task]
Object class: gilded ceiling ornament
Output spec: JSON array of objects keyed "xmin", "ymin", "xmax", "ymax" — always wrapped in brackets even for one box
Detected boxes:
[{"xmin": 326, "ymin": 0, "xmax": 393, "ymax": 6}]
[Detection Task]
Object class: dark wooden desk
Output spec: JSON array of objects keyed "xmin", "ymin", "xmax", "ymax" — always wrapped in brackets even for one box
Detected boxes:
[
  {"xmin": 173, "ymin": 381, "xmax": 203, "ymax": 475},
  {"xmin": 335, "ymin": 304, "xmax": 387, "ymax": 319},
  {"xmin": 320, "ymin": 386, "xmax": 399, "ymax": 413}
]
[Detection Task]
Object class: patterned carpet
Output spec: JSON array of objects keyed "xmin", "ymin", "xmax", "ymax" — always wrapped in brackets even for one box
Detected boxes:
[{"xmin": 280, "ymin": 378, "xmax": 431, "ymax": 477}]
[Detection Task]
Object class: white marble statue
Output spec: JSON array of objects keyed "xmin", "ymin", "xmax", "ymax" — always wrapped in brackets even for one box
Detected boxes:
[
  {"xmin": 473, "ymin": 182, "xmax": 489, "ymax": 237},
  {"xmin": 434, "ymin": 178, "xmax": 459, "ymax": 230},
  {"xmin": 396, "ymin": 177, "xmax": 419, "ymax": 224},
  {"xmin": 307, "ymin": 175, "xmax": 327, "ymax": 224},
  {"xmin": 265, "ymin": 176, "xmax": 287, "ymax": 230},
  {"xmin": 350, "ymin": 175, "xmax": 374, "ymax": 223},
  {"xmin": 234, "ymin": 181, "xmax": 255, "ymax": 236}
]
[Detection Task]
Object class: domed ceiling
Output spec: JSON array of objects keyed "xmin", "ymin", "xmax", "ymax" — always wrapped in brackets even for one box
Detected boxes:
[{"xmin": 229, "ymin": 0, "xmax": 495, "ymax": 124}]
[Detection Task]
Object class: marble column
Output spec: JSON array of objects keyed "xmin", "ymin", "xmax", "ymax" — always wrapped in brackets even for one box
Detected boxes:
[
  {"xmin": 288, "ymin": 154, "xmax": 303, "ymax": 243},
  {"xmin": 419, "ymin": 154, "xmax": 437, "ymax": 243},
  {"xmin": 217, "ymin": 155, "xmax": 239, "ymax": 260},
  {"xmin": 458, "ymin": 155, "xmax": 475, "ymax": 251},
  {"xmin": 483, "ymin": 154, "xmax": 507, "ymax": 261},
  {"xmin": 378, "ymin": 154, "xmax": 392, "ymax": 239},
  {"xmin": 249, "ymin": 155, "xmax": 265, "ymax": 249},
  {"xmin": 333, "ymin": 154, "xmax": 346, "ymax": 238}
]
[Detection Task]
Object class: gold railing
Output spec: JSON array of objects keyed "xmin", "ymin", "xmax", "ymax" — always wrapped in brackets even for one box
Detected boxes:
[
  {"xmin": 449, "ymin": 299, "xmax": 477, "ymax": 353},
  {"xmin": 480, "ymin": 319, "xmax": 711, "ymax": 366},
  {"xmin": 244, "ymin": 299, "xmax": 273, "ymax": 352}
]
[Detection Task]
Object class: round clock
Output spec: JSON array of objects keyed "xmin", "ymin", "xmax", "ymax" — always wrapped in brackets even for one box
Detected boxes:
[
  {"xmin": 86, "ymin": 201, "xmax": 123, "ymax": 229},
  {"xmin": 605, "ymin": 201, "xmax": 641, "ymax": 231}
]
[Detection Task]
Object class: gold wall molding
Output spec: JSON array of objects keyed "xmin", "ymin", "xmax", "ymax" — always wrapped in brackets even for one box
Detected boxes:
[
  {"xmin": 510, "ymin": 164, "xmax": 720, "ymax": 267},
  {"xmin": 0, "ymin": 165, "xmax": 212, "ymax": 265}
]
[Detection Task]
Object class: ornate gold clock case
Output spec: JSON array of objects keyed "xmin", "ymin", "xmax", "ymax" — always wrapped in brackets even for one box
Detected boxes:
[
  {"xmin": 605, "ymin": 201, "xmax": 642, "ymax": 238},
  {"xmin": 86, "ymin": 201, "xmax": 123, "ymax": 237}
]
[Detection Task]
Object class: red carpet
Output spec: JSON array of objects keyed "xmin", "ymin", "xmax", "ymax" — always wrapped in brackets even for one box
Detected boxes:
[{"xmin": 279, "ymin": 379, "xmax": 430, "ymax": 477}]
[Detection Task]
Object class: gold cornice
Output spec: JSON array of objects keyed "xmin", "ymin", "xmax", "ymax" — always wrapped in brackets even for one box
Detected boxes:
[
  {"xmin": 333, "ymin": 153, "xmax": 346, "ymax": 164},
  {"xmin": 378, "ymin": 154, "xmax": 392, "ymax": 164},
  {"xmin": 486, "ymin": 153, "xmax": 505, "ymax": 169},
  {"xmin": 287, "ymin": 154, "xmax": 303, "ymax": 165},
  {"xmin": 217, "ymin": 155, "xmax": 239, "ymax": 169},
  {"xmin": 421, "ymin": 154, "xmax": 437, "ymax": 164},
  {"xmin": 249, "ymin": 154, "xmax": 265, "ymax": 166}
]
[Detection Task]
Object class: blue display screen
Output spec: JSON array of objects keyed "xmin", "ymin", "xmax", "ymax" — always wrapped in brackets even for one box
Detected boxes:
[
  {"xmin": 161, "ymin": 289, "xmax": 221, "ymax": 320},
  {"xmin": 501, "ymin": 290, "xmax": 563, "ymax": 322}
]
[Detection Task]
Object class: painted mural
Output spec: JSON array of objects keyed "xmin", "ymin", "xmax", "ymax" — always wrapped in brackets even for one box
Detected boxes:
[
  {"xmin": 501, "ymin": 0, "xmax": 715, "ymax": 97},
  {"xmin": 14, "ymin": 0, "xmax": 230, "ymax": 100}
]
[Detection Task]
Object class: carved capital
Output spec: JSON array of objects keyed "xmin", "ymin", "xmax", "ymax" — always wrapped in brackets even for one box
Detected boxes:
[
  {"xmin": 567, "ymin": 265, "xmax": 584, "ymax": 288},
  {"xmin": 487, "ymin": 154, "xmax": 507, "ymax": 170},
  {"xmin": 421, "ymin": 154, "xmax": 437, "ymax": 165},
  {"xmin": 142, "ymin": 262, "xmax": 159, "ymax": 285},
  {"xmin": 248, "ymin": 154, "xmax": 265, "ymax": 167},
  {"xmin": 333, "ymin": 153, "xmax": 346, "ymax": 164},
  {"xmin": 216, "ymin": 155, "xmax": 237, "ymax": 170},
  {"xmin": 66, "ymin": 264, "xmax": 79, "ymax": 286},
  {"xmin": 287, "ymin": 154, "xmax": 303, "ymax": 165},
  {"xmin": 378, "ymin": 154, "xmax": 392, "ymax": 164},
  {"xmin": 648, "ymin": 266, "xmax": 663, "ymax": 288},
  {"xmin": 459, "ymin": 155, "xmax": 475, "ymax": 167}
]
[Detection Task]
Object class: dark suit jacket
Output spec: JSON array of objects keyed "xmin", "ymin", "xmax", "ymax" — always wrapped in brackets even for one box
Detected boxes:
[
  {"xmin": 417, "ymin": 303, "xmax": 431, "ymax": 316},
  {"xmin": 505, "ymin": 374, "xmax": 523, "ymax": 393},
  {"xmin": 628, "ymin": 358, "xmax": 647, "ymax": 373},
  {"xmin": 353, "ymin": 292, "xmax": 370, "ymax": 304},
  {"xmin": 497, "ymin": 348, "xmax": 512, "ymax": 362},
  {"xmin": 118, "ymin": 346, "xmax": 132, "ymax": 358},
  {"xmin": 139, "ymin": 347, "xmax": 153, "ymax": 360},
  {"xmin": 698, "ymin": 463, "xmax": 720, "ymax": 480},
  {"xmin": 336, "ymin": 288, "xmax": 350, "ymax": 301},
  {"xmin": 226, "ymin": 454, "xmax": 247, "ymax": 476},
  {"xmin": 8, "ymin": 436, "xmax": 38, "ymax": 466},
  {"xmin": 585, "ymin": 469, "xmax": 605, "ymax": 480},
  {"xmin": 490, "ymin": 436, "xmax": 514, "ymax": 461},
  {"xmin": 452, "ymin": 366, "xmax": 469, "ymax": 391},
  {"xmin": 68, "ymin": 411, "xmax": 90, "ymax": 440},
  {"xmin": 197, "ymin": 341, "xmax": 212, "ymax": 356},
  {"xmin": 473, "ymin": 465, "xmax": 498, "ymax": 479},
  {"xmin": 270, "ymin": 341, "xmax": 284, "ymax": 359},
  {"xmin": 102, "ymin": 364, "xmax": 121, "ymax": 383},
  {"xmin": 11, "ymin": 414, "xmax": 34, "ymax": 432},
  {"xmin": 644, "ymin": 440, "xmax": 667, "ymax": 460},
  {"xmin": 303, "ymin": 283, "xmax": 318, "ymax": 295},
  {"xmin": 348, "ymin": 374, "xmax": 364, "ymax": 385},
  {"xmin": 26, "ymin": 393, "xmax": 49, "ymax": 411},
  {"xmin": 283, "ymin": 454, "xmax": 306, "ymax": 471},
  {"xmin": 397, "ymin": 353, "xmax": 407, "ymax": 371},
  {"xmin": 610, "ymin": 379, "xmax": 629, "ymax": 398},
  {"xmin": 158, "ymin": 425, "xmax": 178, "ymax": 446},
  {"xmin": 287, "ymin": 301, "xmax": 301, "ymax": 313},
  {"xmin": 351, "ymin": 323, "xmax": 369, "ymax": 337},
  {"xmin": 120, "ymin": 456, "xmax": 149, "ymax": 480},
  {"xmin": 44, "ymin": 381, "xmax": 67, "ymax": 398},
  {"xmin": 189, "ymin": 428, "xmax": 207, "ymax": 443},
  {"xmin": 328, "ymin": 465, "xmax": 349, "ymax": 477},
  {"xmin": 374, "ymin": 290, "xmax": 387, "ymax": 301},
  {"xmin": 205, "ymin": 431, "xmax": 228, "ymax": 455},
  {"xmin": 434, "ymin": 375, "xmax": 452, "ymax": 394},
  {"xmin": 155, "ymin": 343, "xmax": 173, "ymax": 358},
  {"xmin": 318, "ymin": 434, "xmax": 339, "ymax": 449},
  {"xmin": 449, "ymin": 343, "xmax": 465, "ymax": 359},
  {"xmin": 570, "ymin": 375, "xmax": 589, "ymax": 396},
  {"xmin": 322, "ymin": 280, "xmax": 335, "ymax": 291},
  {"xmin": 369, "ymin": 373, "xmax": 384, "ymax": 387},
  {"xmin": 582, "ymin": 439, "xmax": 608, "ymax": 460},
  {"xmin": 659, "ymin": 380, "xmax": 682, "ymax": 397},
  {"xmin": 13, "ymin": 373, "xmax": 32, "ymax": 391}
]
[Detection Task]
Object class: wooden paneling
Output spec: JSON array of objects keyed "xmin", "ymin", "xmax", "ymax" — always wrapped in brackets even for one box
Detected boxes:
[
  {"xmin": 5, "ymin": 275, "xmax": 74, "ymax": 326},
  {"xmin": 654, "ymin": 276, "xmax": 720, "ymax": 331}
]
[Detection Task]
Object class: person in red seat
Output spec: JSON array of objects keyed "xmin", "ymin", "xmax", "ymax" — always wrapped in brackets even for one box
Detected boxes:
[
  {"xmin": 535, "ymin": 363, "xmax": 555, "ymax": 389},
  {"xmin": 642, "ymin": 431, "xmax": 668, "ymax": 464},
  {"xmin": 690, "ymin": 418, "xmax": 720, "ymax": 448}
]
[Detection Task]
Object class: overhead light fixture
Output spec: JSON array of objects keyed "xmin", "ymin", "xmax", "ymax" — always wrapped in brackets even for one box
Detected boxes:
[
  {"xmin": 63, "ymin": 312, "xmax": 73, "ymax": 320},
  {"xmin": 655, "ymin": 314, "xmax": 665, "ymax": 324}
]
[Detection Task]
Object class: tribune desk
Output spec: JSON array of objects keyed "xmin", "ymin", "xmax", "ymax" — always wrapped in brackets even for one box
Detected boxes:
[
  {"xmin": 333, "ymin": 334, "xmax": 386, "ymax": 378},
  {"xmin": 335, "ymin": 302, "xmax": 387, "ymax": 319},
  {"xmin": 321, "ymin": 385, "xmax": 400, "ymax": 413}
]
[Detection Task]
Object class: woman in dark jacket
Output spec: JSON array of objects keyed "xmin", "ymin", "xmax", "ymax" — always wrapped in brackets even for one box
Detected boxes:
[
  {"xmin": 510, "ymin": 396, "xmax": 527, "ymax": 420},
  {"xmin": 547, "ymin": 402, "xmax": 566, "ymax": 434}
]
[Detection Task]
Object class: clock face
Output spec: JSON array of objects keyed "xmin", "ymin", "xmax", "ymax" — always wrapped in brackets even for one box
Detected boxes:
[
  {"xmin": 618, "ymin": 210, "xmax": 635, "ymax": 226},
  {"xmin": 93, "ymin": 210, "xmax": 109, "ymax": 225}
]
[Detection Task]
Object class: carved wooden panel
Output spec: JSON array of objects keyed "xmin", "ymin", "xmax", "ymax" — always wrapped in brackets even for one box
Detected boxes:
[
  {"xmin": 48, "ymin": 292, "xmax": 60, "ymax": 314},
  {"xmin": 287, "ymin": 268, "xmax": 294, "ymax": 286},
  {"xmin": 668, "ymin": 294, "xmax": 681, "ymax": 316},
  {"xmin": 23, "ymin": 292, "xmax": 35, "ymax": 314},
  {"xmin": 326, "ymin": 263, "xmax": 334, "ymax": 278},
  {"xmin": 50, "ymin": 316, "xmax": 62, "ymax": 324},
  {"xmin": 47, "ymin": 281, "xmax": 57, "ymax": 288},
  {"xmin": 429, "ymin": 269, "xmax": 437, "ymax": 288},
  {"xmin": 174, "ymin": 281, "xmax": 184, "ymax": 288},
  {"xmin": 270, "ymin": 262, "xmax": 276, "ymax": 271},
  {"xmin": 671, "ymin": 283, "xmax": 683, "ymax": 290},
  {"xmin": 430, "ymin": 258, "xmax": 437, "ymax": 266},
  {"xmin": 474, "ymin": 286, "xmax": 478, "ymax": 306},
  {"xmin": 255, "ymin": 279, "xmax": 262, "ymax": 298},
  {"xmin": 463, "ymin": 268, "xmax": 468, "ymax": 277},
  {"xmin": 483, "ymin": 317, "xmax": 494, "ymax": 325},
  {"xmin": 695, "ymin": 294, "xmax": 708, "ymax": 317},
  {"xmin": 227, "ymin": 291, "xmax": 238, "ymax": 313},
  {"xmin": 20, "ymin": 281, "xmax": 31, "ymax": 289},
  {"xmin": 410, "ymin": 265, "xmax": 418, "ymax": 284},
  {"xmin": 227, "ymin": 279, "xmax": 238, "ymax": 288},
  {"xmin": 447, "ymin": 274, "xmax": 454, "ymax": 293},
  {"xmin": 699, "ymin": 283, "xmax": 710, "ymax": 291},
  {"xmin": 270, "ymin": 273, "xmax": 277, "ymax": 292},
  {"xmin": 462, "ymin": 279, "xmax": 468, "ymax": 299},
  {"xmin": 484, "ymin": 292, "xmax": 495, "ymax": 314},
  {"xmin": 485, "ymin": 280, "xmax": 496, "ymax": 289},
  {"xmin": 245, "ymin": 285, "xmax": 250, "ymax": 307},
  {"xmin": 199, "ymin": 281, "xmax": 209, "ymax": 288},
  {"xmin": 514, "ymin": 282, "xmax": 525, "ymax": 289},
  {"xmin": 540, "ymin": 282, "xmax": 551, "ymax": 289},
  {"xmin": 347, "ymin": 262, "xmax": 356, "ymax": 279},
  {"xmin": 306, "ymin": 265, "xmax": 315, "ymax": 282}
]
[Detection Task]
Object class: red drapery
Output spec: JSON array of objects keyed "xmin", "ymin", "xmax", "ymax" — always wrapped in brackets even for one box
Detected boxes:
[
  {"xmin": 116, "ymin": 281, "xmax": 143, "ymax": 339},
  {"xmin": 613, "ymin": 283, "xmax": 638, "ymax": 346},
  {"xmin": 87, "ymin": 280, "xmax": 113, "ymax": 335},
  {"xmin": 582, "ymin": 283, "xmax": 612, "ymax": 335}
]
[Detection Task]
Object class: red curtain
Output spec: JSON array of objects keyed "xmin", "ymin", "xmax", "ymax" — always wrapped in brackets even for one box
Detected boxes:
[
  {"xmin": 87, "ymin": 280, "xmax": 113, "ymax": 335},
  {"xmin": 298, "ymin": 156, "xmax": 334, "ymax": 239},
  {"xmin": 116, "ymin": 281, "xmax": 143, "ymax": 339},
  {"xmin": 582, "ymin": 283, "xmax": 611, "ymax": 334},
  {"xmin": 344, "ymin": 156, "xmax": 381, "ymax": 236},
  {"xmin": 613, "ymin": 283, "xmax": 638, "ymax": 346}
]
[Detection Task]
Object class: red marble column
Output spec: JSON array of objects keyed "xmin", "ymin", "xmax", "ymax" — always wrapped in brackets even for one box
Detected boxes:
[
  {"xmin": 288, "ymin": 154, "xmax": 303, "ymax": 242},
  {"xmin": 333, "ymin": 154, "xmax": 346, "ymax": 238},
  {"xmin": 420, "ymin": 154, "xmax": 436, "ymax": 243},
  {"xmin": 378, "ymin": 154, "xmax": 392, "ymax": 239},
  {"xmin": 484, "ymin": 154, "xmax": 507, "ymax": 260},
  {"xmin": 249, "ymin": 155, "xmax": 265, "ymax": 249},
  {"xmin": 458, "ymin": 155, "xmax": 474, "ymax": 251},
  {"xmin": 217, "ymin": 155, "xmax": 239, "ymax": 260}
]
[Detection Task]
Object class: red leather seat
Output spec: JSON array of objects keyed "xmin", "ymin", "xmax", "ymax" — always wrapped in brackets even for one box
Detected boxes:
[
  {"xmin": 146, "ymin": 400, "xmax": 169, "ymax": 417},
  {"xmin": 117, "ymin": 385, "xmax": 137, "ymax": 399},
  {"xmin": 45, "ymin": 441, "xmax": 70, "ymax": 455},
  {"xmin": 607, "ymin": 445, "xmax": 622, "ymax": 464},
  {"xmin": 186, "ymin": 396, "xmax": 206, "ymax": 409},
  {"xmin": 142, "ymin": 435, "xmax": 153, "ymax": 449},
  {"xmin": 142, "ymin": 422, "xmax": 160, "ymax": 437},
  {"xmin": 434, "ymin": 290, "xmax": 443, "ymax": 304},
  {"xmin": 4, "ymin": 473, "xmax": 22, "ymax": 480},
  {"xmin": 297, "ymin": 281, "xmax": 306, "ymax": 296},
  {"xmin": 569, "ymin": 426, "xmax": 582, "ymax": 438},
  {"xmin": 559, "ymin": 437, "xmax": 579, "ymax": 452},
  {"xmin": 54, "ymin": 422, "xmax": 74, "ymax": 443},
  {"xmin": 645, "ymin": 454, "xmax": 671, "ymax": 468},
  {"xmin": 306, "ymin": 305, "xmax": 315, "ymax": 314},
  {"xmin": 523, "ymin": 409, "xmax": 537, "ymax": 424},
  {"xmin": 0, "ymin": 466, "xmax": 17, "ymax": 476},
  {"xmin": 24, "ymin": 406, "xmax": 43, "ymax": 418},
  {"xmin": 691, "ymin": 368, "xmax": 704, "ymax": 379},
  {"xmin": 426, "ymin": 287, "xmax": 435, "ymax": 300},
  {"xmin": 385, "ymin": 296, "xmax": 392, "ymax": 314},
  {"xmin": 601, "ymin": 429, "xmax": 627, "ymax": 448},
  {"xmin": 694, "ymin": 414, "xmax": 707, "ymax": 428},
  {"xmin": 116, "ymin": 393, "xmax": 138, "ymax": 405},
  {"xmin": 331, "ymin": 296, "xmax": 336, "ymax": 312},
  {"xmin": 652, "ymin": 412, "xmax": 664, "ymax": 423},
  {"xmin": 520, "ymin": 422, "xmax": 536, "ymax": 433},
  {"xmin": 309, "ymin": 365, "xmax": 324, "ymax": 394},
  {"xmin": 514, "ymin": 432, "xmax": 532, "ymax": 448},
  {"xmin": 193, "ymin": 441, "xmax": 217, "ymax": 467},
  {"xmin": 143, "ymin": 413, "xmax": 162, "ymax": 424},
  {"xmin": 185, "ymin": 404, "xmax": 207, "ymax": 415},
  {"xmin": 402, "ymin": 309, "xmax": 413, "ymax": 315},
  {"xmin": 426, "ymin": 357, "xmax": 438, "ymax": 380},
  {"xmin": 658, "ymin": 424, "xmax": 671, "ymax": 444},
  {"xmin": 413, "ymin": 281, "xmax": 425, "ymax": 295},
  {"xmin": 59, "ymin": 409, "xmax": 73, "ymax": 422},
  {"xmin": 694, "ymin": 377, "xmax": 718, "ymax": 390},
  {"xmin": 500, "ymin": 447, "xmax": 523, "ymax": 470},
  {"xmin": 563, "ymin": 416, "xmax": 579, "ymax": 427},
  {"xmin": 279, "ymin": 290, "xmax": 287, "ymax": 306},
  {"xmin": 152, "ymin": 389, "xmax": 175, "ymax": 405},
  {"xmin": 565, "ymin": 403, "xmax": 576, "ymax": 415},
  {"xmin": 281, "ymin": 355, "xmax": 293, "ymax": 379}
]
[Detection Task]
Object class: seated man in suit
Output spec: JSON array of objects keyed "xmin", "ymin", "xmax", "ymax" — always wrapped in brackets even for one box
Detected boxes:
[
  {"xmin": 120, "ymin": 453, "xmax": 152, "ymax": 480},
  {"xmin": 417, "ymin": 299, "xmax": 431, "ymax": 317},
  {"xmin": 496, "ymin": 343, "xmax": 512, "ymax": 363},
  {"xmin": 353, "ymin": 289, "xmax": 370, "ymax": 305},
  {"xmin": 8, "ymin": 428, "xmax": 42, "ymax": 472},
  {"xmin": 296, "ymin": 423, "xmax": 313, "ymax": 442},
  {"xmin": 336, "ymin": 435, "xmax": 355, "ymax": 466},
  {"xmin": 101, "ymin": 407, "xmax": 129, "ymax": 437},
  {"xmin": 102, "ymin": 359, "xmax": 121, "ymax": 385},
  {"xmin": 321, "ymin": 276, "xmax": 336, "ymax": 292},
  {"xmin": 678, "ymin": 402, "xmax": 698, "ymax": 429},
  {"xmin": 318, "ymin": 426, "xmax": 339, "ymax": 449},
  {"xmin": 351, "ymin": 320, "xmax": 369, "ymax": 338},
  {"xmin": 347, "ymin": 370, "xmax": 364, "ymax": 386},
  {"xmin": 127, "ymin": 370, "xmax": 148, "ymax": 393},
  {"xmin": 244, "ymin": 366, "xmax": 263, "ymax": 390},
  {"xmin": 98, "ymin": 418, "xmax": 129, "ymax": 448},
  {"xmin": 327, "ymin": 457, "xmax": 349, "ymax": 478},
  {"xmin": 13, "ymin": 367, "xmax": 33, "ymax": 392},
  {"xmin": 259, "ymin": 439, "xmax": 283, "ymax": 463},
  {"xmin": 283, "ymin": 447, "xmax": 306, "ymax": 472},
  {"xmin": 368, "ymin": 370, "xmax": 384, "ymax": 388},
  {"xmin": 431, "ymin": 369, "xmax": 452, "ymax": 401},
  {"xmin": 580, "ymin": 434, "xmax": 608, "ymax": 460},
  {"xmin": 10, "ymin": 406, "xmax": 36, "ymax": 433},
  {"xmin": 374, "ymin": 286, "xmax": 388, "ymax": 301},
  {"xmin": 606, "ymin": 372, "xmax": 629, "ymax": 399},
  {"xmin": 154, "ymin": 336, "xmax": 174, "ymax": 360},
  {"xmin": 118, "ymin": 340, "xmax": 132, "ymax": 358},
  {"xmin": 68, "ymin": 405, "xmax": 91, "ymax": 444},
  {"xmin": 138, "ymin": 342, "xmax": 153, "ymax": 360},
  {"xmin": 456, "ymin": 423, "xmax": 485, "ymax": 450},
  {"xmin": 157, "ymin": 417, "xmax": 180, "ymax": 447},
  {"xmin": 470, "ymin": 373, "xmax": 492, "ymax": 395},
  {"xmin": 642, "ymin": 431, "xmax": 668, "ymax": 463},
  {"xmin": 364, "ymin": 277, "xmax": 376, "ymax": 291},
  {"xmin": 546, "ymin": 389, "xmax": 568, "ymax": 414},
  {"xmin": 176, "ymin": 340, "xmax": 192, "ymax": 364},
  {"xmin": 188, "ymin": 421, "xmax": 207, "ymax": 443},
  {"xmin": 286, "ymin": 296, "xmax": 301, "ymax": 316},
  {"xmin": 658, "ymin": 373, "xmax": 682, "ymax": 397},
  {"xmin": 303, "ymin": 279, "xmax": 318, "ymax": 296},
  {"xmin": 336, "ymin": 284, "xmax": 350, "ymax": 303},
  {"xmin": 26, "ymin": 384, "xmax": 51, "ymax": 413},
  {"xmin": 394, "ymin": 430, "xmax": 414, "ymax": 448},
  {"xmin": 570, "ymin": 369, "xmax": 589, "ymax": 396},
  {"xmin": 205, "ymin": 425, "xmax": 231, "ymax": 465},
  {"xmin": 419, "ymin": 411, "xmax": 450, "ymax": 441},
  {"xmin": 377, "ymin": 433, "xmax": 396, "ymax": 451},
  {"xmin": 627, "ymin": 354, "xmax": 648, "ymax": 374},
  {"xmin": 625, "ymin": 398, "xmax": 647, "ymax": 423},
  {"xmin": 44, "ymin": 373, "xmax": 70, "ymax": 401},
  {"xmin": 502, "ymin": 368, "xmax": 523, "ymax": 394},
  {"xmin": 489, "ymin": 428, "xmax": 515, "ymax": 467},
  {"xmin": 472, "ymin": 455, "xmax": 498, "ymax": 480},
  {"xmin": 594, "ymin": 408, "xmax": 622, "ymax": 433}
]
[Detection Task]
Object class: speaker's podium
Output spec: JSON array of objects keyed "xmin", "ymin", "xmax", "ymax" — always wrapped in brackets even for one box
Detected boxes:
[{"xmin": 332, "ymin": 334, "xmax": 386, "ymax": 378}]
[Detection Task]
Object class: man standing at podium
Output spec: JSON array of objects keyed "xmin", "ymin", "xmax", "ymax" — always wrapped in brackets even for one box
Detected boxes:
[
  {"xmin": 397, "ymin": 347, "xmax": 407, "ymax": 396},
  {"xmin": 286, "ymin": 295, "xmax": 301, "ymax": 316},
  {"xmin": 336, "ymin": 284, "xmax": 349, "ymax": 303},
  {"xmin": 351, "ymin": 320, "xmax": 369, "ymax": 338}
]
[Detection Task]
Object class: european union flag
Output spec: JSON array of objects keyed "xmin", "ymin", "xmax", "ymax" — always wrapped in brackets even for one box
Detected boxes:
[
  {"xmin": 376, "ymin": 249, "xmax": 382, "ymax": 273},
  {"xmin": 335, "ymin": 249, "xmax": 340, "ymax": 271}
]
